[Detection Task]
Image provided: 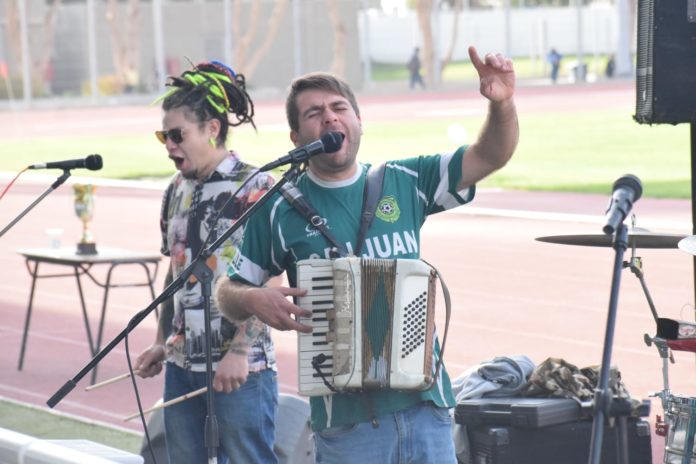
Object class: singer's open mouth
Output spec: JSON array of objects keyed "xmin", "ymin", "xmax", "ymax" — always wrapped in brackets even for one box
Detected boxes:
[{"xmin": 326, "ymin": 130, "xmax": 345, "ymax": 142}]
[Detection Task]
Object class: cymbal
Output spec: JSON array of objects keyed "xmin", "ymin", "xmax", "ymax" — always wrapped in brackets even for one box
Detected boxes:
[
  {"xmin": 678, "ymin": 236, "xmax": 696, "ymax": 255},
  {"xmin": 536, "ymin": 228, "xmax": 686, "ymax": 249}
]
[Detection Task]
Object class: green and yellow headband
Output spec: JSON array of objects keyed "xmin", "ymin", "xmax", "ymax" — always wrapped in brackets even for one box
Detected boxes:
[{"xmin": 153, "ymin": 63, "xmax": 236, "ymax": 115}]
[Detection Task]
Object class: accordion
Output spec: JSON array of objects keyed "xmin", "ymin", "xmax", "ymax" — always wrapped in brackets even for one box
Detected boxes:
[{"xmin": 296, "ymin": 257, "xmax": 437, "ymax": 397}]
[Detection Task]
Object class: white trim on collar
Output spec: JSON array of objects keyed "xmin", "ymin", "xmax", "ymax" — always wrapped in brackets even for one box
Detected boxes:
[{"xmin": 306, "ymin": 163, "xmax": 364, "ymax": 188}]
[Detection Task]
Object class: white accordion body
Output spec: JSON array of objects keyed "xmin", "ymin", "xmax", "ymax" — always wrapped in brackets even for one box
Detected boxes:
[{"xmin": 296, "ymin": 257, "xmax": 437, "ymax": 397}]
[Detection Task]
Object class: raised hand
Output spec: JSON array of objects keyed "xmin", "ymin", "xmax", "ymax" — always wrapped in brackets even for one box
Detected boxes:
[{"xmin": 468, "ymin": 46, "xmax": 516, "ymax": 103}]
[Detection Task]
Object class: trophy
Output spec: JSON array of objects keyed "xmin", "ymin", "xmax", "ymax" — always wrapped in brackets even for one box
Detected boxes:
[{"xmin": 73, "ymin": 183, "xmax": 98, "ymax": 255}]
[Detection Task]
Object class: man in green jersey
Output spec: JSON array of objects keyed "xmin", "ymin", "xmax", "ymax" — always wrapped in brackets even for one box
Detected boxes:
[{"xmin": 216, "ymin": 45, "xmax": 518, "ymax": 463}]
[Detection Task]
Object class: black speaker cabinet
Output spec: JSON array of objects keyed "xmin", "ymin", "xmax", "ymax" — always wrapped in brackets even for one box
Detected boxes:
[{"xmin": 634, "ymin": 0, "xmax": 696, "ymax": 124}]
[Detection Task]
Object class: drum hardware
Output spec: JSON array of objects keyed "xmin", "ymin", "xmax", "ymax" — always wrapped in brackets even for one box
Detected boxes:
[
  {"xmin": 662, "ymin": 394, "xmax": 696, "ymax": 463},
  {"xmin": 644, "ymin": 335, "xmax": 675, "ymax": 406},
  {"xmin": 537, "ymin": 223, "xmax": 678, "ymax": 325},
  {"xmin": 536, "ymin": 217, "xmax": 691, "ymax": 463},
  {"xmin": 678, "ymin": 235, "xmax": 696, "ymax": 256},
  {"xmin": 535, "ymin": 227, "xmax": 686, "ymax": 249},
  {"xmin": 644, "ymin": 334, "xmax": 696, "ymax": 463},
  {"xmin": 645, "ymin": 328, "xmax": 696, "ymax": 464}
]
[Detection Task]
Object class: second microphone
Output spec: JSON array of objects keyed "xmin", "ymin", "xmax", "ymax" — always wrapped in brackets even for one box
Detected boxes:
[{"xmin": 259, "ymin": 131, "xmax": 344, "ymax": 172}]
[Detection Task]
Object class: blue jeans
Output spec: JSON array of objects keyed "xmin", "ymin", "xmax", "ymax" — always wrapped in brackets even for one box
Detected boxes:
[
  {"xmin": 163, "ymin": 362, "xmax": 278, "ymax": 464},
  {"xmin": 314, "ymin": 401, "xmax": 456, "ymax": 464}
]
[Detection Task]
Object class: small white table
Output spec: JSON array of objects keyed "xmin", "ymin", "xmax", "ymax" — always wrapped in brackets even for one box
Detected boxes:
[{"xmin": 17, "ymin": 247, "xmax": 161, "ymax": 383}]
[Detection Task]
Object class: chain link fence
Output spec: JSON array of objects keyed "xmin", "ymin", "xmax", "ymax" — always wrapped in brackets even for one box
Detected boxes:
[{"xmin": 0, "ymin": 0, "xmax": 621, "ymax": 109}]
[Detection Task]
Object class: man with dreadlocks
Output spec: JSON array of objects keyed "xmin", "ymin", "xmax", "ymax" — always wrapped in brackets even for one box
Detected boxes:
[{"xmin": 134, "ymin": 61, "xmax": 278, "ymax": 464}]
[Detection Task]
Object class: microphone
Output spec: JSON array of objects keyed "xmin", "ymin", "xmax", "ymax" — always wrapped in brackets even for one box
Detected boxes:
[
  {"xmin": 28, "ymin": 154, "xmax": 103, "ymax": 171},
  {"xmin": 259, "ymin": 131, "xmax": 344, "ymax": 172},
  {"xmin": 603, "ymin": 174, "xmax": 642, "ymax": 235}
]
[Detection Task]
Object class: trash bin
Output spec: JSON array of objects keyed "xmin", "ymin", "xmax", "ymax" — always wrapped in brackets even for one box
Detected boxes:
[{"xmin": 571, "ymin": 63, "xmax": 587, "ymax": 82}]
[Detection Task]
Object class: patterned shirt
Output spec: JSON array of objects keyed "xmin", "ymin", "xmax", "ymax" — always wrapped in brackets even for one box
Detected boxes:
[
  {"xmin": 161, "ymin": 152, "xmax": 276, "ymax": 373},
  {"xmin": 228, "ymin": 147, "xmax": 473, "ymax": 430}
]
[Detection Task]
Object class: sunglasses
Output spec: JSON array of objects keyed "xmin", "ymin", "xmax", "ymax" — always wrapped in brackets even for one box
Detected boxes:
[{"xmin": 155, "ymin": 128, "xmax": 184, "ymax": 145}]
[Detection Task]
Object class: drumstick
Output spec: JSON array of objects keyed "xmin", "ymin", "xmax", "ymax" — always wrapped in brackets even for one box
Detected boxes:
[
  {"xmin": 84, "ymin": 372, "xmax": 134, "ymax": 391},
  {"xmin": 123, "ymin": 387, "xmax": 207, "ymax": 422}
]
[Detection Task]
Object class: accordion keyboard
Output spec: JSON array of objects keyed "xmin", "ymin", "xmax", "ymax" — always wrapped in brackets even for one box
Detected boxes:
[{"xmin": 296, "ymin": 259, "xmax": 336, "ymax": 396}]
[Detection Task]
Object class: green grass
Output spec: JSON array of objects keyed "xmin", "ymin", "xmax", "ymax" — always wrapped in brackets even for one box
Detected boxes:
[
  {"xmin": 504, "ymin": 110, "xmax": 691, "ymax": 198},
  {"xmin": 2, "ymin": 106, "xmax": 691, "ymax": 199},
  {"xmin": 0, "ymin": 398, "xmax": 143, "ymax": 455}
]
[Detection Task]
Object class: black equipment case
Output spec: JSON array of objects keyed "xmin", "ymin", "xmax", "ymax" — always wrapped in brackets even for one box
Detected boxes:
[
  {"xmin": 465, "ymin": 418, "xmax": 652, "ymax": 464},
  {"xmin": 454, "ymin": 397, "xmax": 651, "ymax": 464}
]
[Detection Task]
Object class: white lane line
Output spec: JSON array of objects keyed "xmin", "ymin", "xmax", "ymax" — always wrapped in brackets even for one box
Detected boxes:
[{"xmin": 446, "ymin": 206, "xmax": 691, "ymax": 232}]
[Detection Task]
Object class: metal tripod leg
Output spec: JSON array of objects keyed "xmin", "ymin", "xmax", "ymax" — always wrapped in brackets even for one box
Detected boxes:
[{"xmin": 625, "ymin": 256, "xmax": 660, "ymax": 324}]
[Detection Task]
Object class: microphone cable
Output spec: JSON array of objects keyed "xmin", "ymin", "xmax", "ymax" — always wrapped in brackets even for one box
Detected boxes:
[
  {"xmin": 123, "ymin": 332, "xmax": 159, "ymax": 464},
  {"xmin": 0, "ymin": 167, "xmax": 28, "ymax": 202}
]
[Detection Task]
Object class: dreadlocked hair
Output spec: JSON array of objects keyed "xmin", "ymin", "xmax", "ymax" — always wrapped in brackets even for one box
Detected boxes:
[{"xmin": 156, "ymin": 60, "xmax": 256, "ymax": 146}]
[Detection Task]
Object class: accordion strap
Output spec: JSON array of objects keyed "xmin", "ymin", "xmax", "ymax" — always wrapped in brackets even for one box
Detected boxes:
[
  {"xmin": 280, "ymin": 163, "xmax": 386, "ymax": 257},
  {"xmin": 354, "ymin": 163, "xmax": 386, "ymax": 256},
  {"xmin": 422, "ymin": 260, "xmax": 451, "ymax": 394}
]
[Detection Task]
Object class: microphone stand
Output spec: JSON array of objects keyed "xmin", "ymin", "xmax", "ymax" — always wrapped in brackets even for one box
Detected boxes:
[
  {"xmin": 588, "ymin": 223, "xmax": 631, "ymax": 464},
  {"xmin": 0, "ymin": 169, "xmax": 71, "ymax": 238},
  {"xmin": 46, "ymin": 164, "xmax": 303, "ymax": 463}
]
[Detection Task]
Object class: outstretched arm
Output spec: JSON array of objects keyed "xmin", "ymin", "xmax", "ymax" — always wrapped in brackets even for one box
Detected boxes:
[{"xmin": 458, "ymin": 46, "xmax": 519, "ymax": 191}]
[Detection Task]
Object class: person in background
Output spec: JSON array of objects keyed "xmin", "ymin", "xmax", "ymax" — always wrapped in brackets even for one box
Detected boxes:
[
  {"xmin": 134, "ymin": 60, "xmax": 278, "ymax": 464},
  {"xmin": 547, "ymin": 48, "xmax": 562, "ymax": 84},
  {"xmin": 407, "ymin": 46, "xmax": 426, "ymax": 89},
  {"xmin": 215, "ymin": 45, "xmax": 518, "ymax": 464},
  {"xmin": 605, "ymin": 54, "xmax": 616, "ymax": 79}
]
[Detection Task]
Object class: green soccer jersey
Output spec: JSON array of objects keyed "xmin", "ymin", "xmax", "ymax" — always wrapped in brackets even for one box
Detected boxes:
[{"xmin": 229, "ymin": 147, "xmax": 474, "ymax": 431}]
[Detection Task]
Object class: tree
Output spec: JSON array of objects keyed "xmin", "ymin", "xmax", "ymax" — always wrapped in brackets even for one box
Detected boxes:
[
  {"xmin": 440, "ymin": 0, "xmax": 462, "ymax": 72},
  {"xmin": 4, "ymin": 0, "xmax": 22, "ymax": 72},
  {"xmin": 326, "ymin": 0, "xmax": 347, "ymax": 77},
  {"xmin": 414, "ymin": 0, "xmax": 435, "ymax": 86},
  {"xmin": 38, "ymin": 0, "xmax": 62, "ymax": 91},
  {"xmin": 106, "ymin": 0, "xmax": 141, "ymax": 92},
  {"xmin": 4, "ymin": 0, "xmax": 62, "ymax": 96},
  {"xmin": 232, "ymin": 0, "xmax": 289, "ymax": 80}
]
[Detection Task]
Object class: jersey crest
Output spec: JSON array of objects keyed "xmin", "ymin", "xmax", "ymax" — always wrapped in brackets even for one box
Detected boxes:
[{"xmin": 376, "ymin": 195, "xmax": 400, "ymax": 223}]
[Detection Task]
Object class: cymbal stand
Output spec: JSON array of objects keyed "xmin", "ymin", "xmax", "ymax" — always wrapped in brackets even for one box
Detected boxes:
[
  {"xmin": 628, "ymin": 234, "xmax": 675, "ymax": 450},
  {"xmin": 623, "ymin": 249, "xmax": 660, "ymax": 324},
  {"xmin": 623, "ymin": 239, "xmax": 676, "ymax": 406},
  {"xmin": 644, "ymin": 334, "xmax": 673, "ymax": 409},
  {"xmin": 644, "ymin": 335, "xmax": 674, "ymax": 452},
  {"xmin": 621, "ymin": 215, "xmax": 661, "ymax": 324}
]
